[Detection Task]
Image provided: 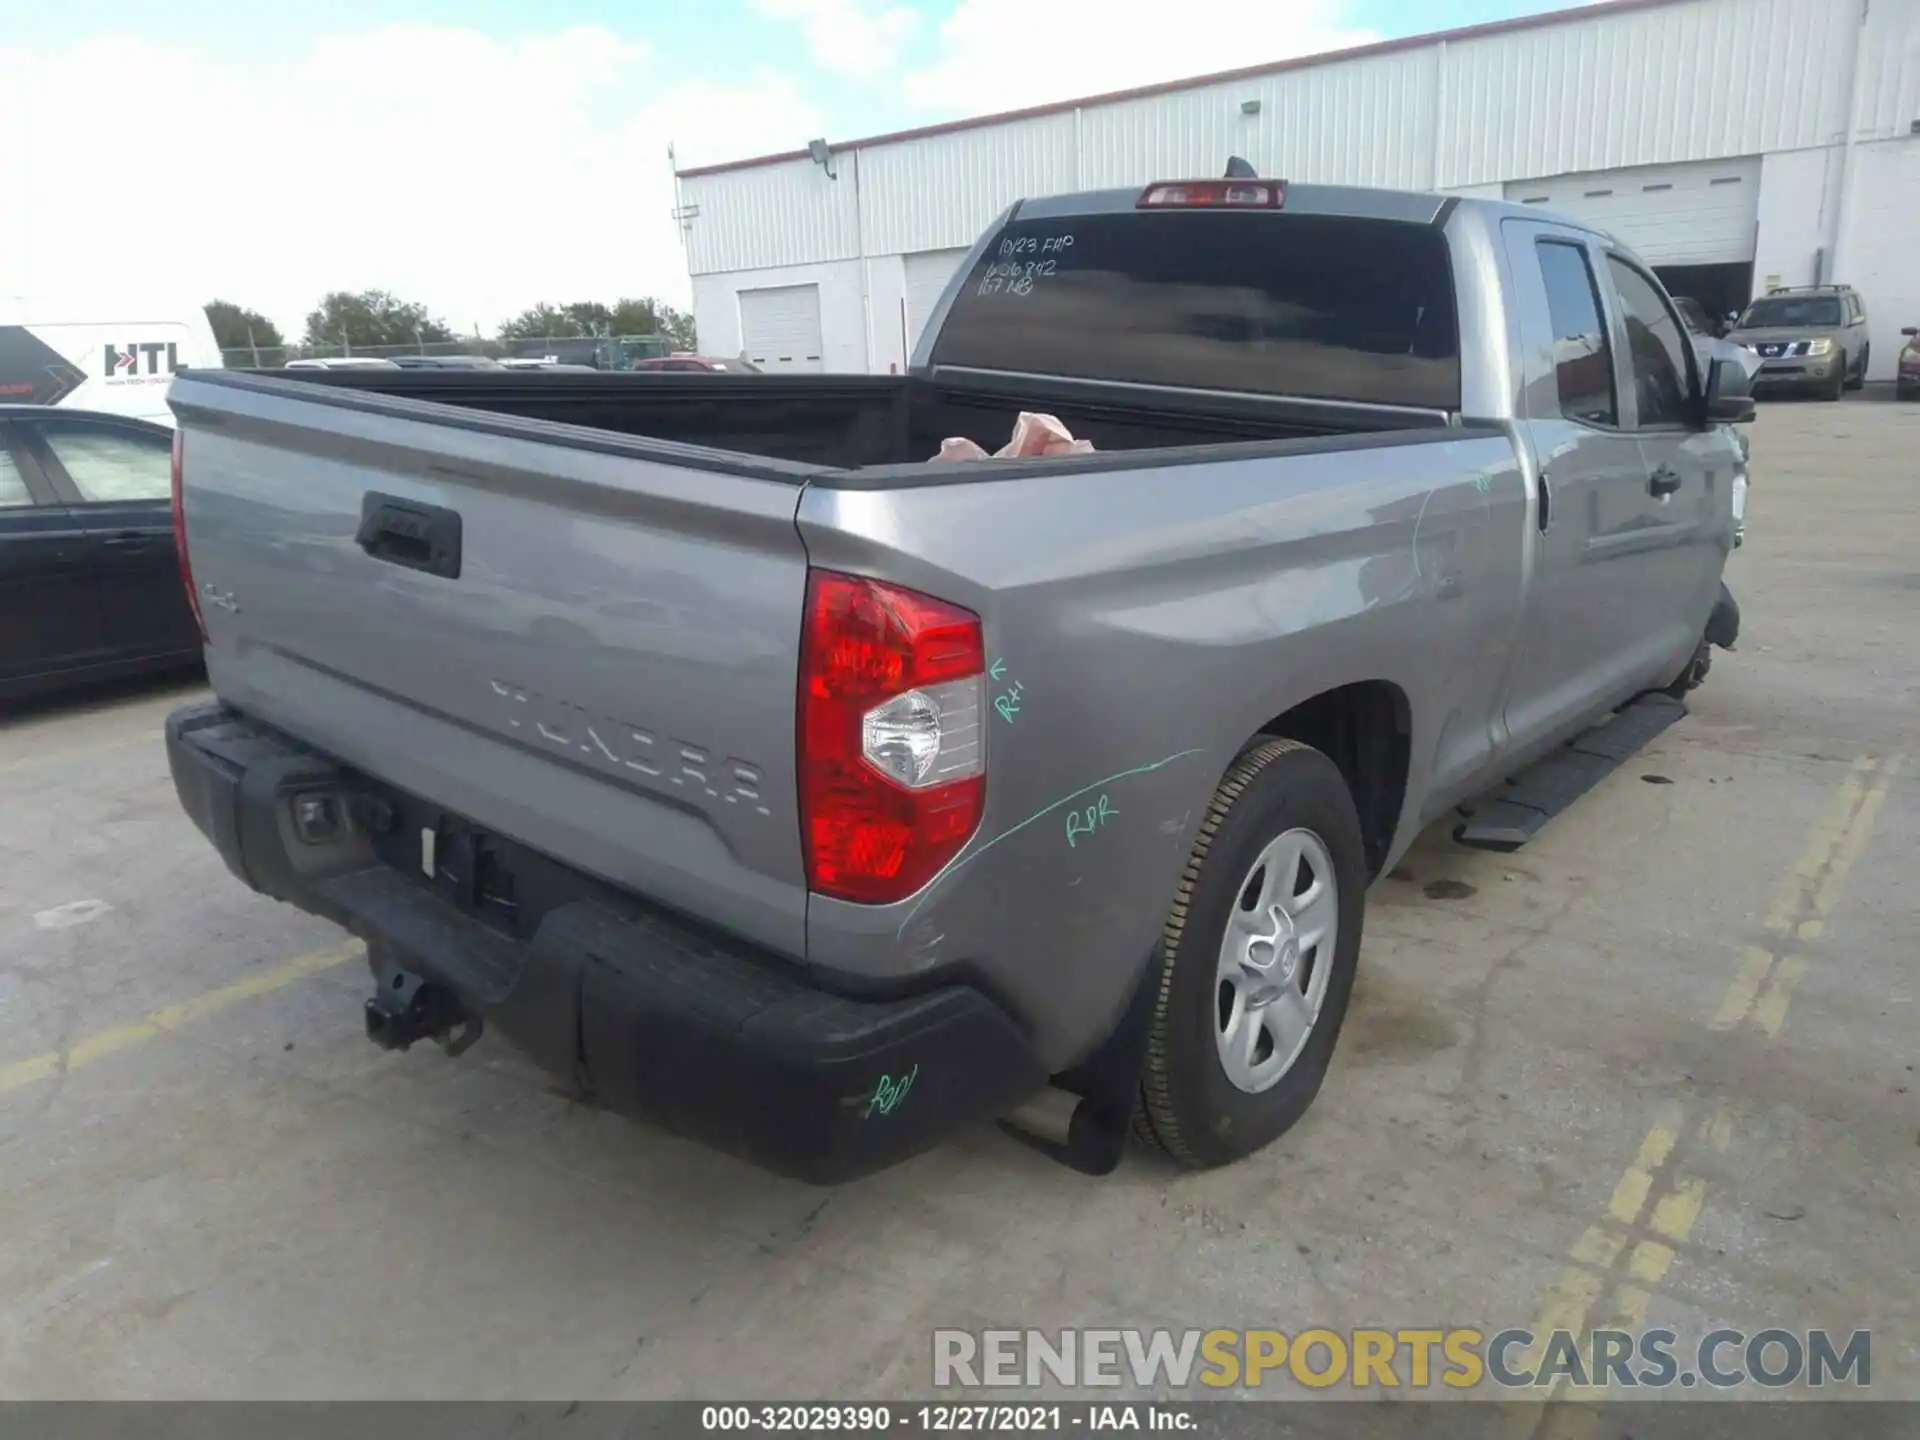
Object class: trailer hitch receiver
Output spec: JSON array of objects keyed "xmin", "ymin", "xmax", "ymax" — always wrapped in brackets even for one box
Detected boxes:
[{"xmin": 364, "ymin": 963, "xmax": 483, "ymax": 1058}]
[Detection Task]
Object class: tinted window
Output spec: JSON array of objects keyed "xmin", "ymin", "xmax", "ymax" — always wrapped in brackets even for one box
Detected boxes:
[
  {"xmin": 1536, "ymin": 241, "xmax": 1617, "ymax": 426},
  {"xmin": 33, "ymin": 422, "xmax": 172, "ymax": 502},
  {"xmin": 0, "ymin": 444, "xmax": 33, "ymax": 509},
  {"xmin": 930, "ymin": 211, "xmax": 1460, "ymax": 410},
  {"xmin": 1607, "ymin": 258, "xmax": 1693, "ymax": 428},
  {"xmin": 1739, "ymin": 296, "xmax": 1843, "ymax": 328}
]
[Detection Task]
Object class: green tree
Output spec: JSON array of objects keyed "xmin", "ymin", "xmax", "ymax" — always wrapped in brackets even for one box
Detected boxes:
[
  {"xmin": 498, "ymin": 303, "xmax": 584, "ymax": 341},
  {"xmin": 562, "ymin": 301, "xmax": 616, "ymax": 336},
  {"xmin": 302, "ymin": 290, "xmax": 455, "ymax": 352},
  {"xmin": 609, "ymin": 297, "xmax": 697, "ymax": 350},
  {"xmin": 497, "ymin": 297, "xmax": 698, "ymax": 352},
  {"xmin": 204, "ymin": 299, "xmax": 286, "ymax": 367}
]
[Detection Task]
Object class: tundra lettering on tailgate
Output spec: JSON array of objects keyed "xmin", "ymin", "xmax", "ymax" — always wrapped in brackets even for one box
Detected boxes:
[{"xmin": 488, "ymin": 678, "xmax": 771, "ymax": 814}]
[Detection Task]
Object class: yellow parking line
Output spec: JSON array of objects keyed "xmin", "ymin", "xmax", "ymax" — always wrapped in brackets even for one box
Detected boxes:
[
  {"xmin": 1604, "ymin": 1116, "xmax": 1680, "ymax": 1225},
  {"xmin": 1759, "ymin": 756, "xmax": 1873, "ymax": 935},
  {"xmin": 1709, "ymin": 945, "xmax": 1774, "ymax": 1031},
  {"xmin": 1810, "ymin": 755, "xmax": 1901, "ymax": 921},
  {"xmin": 0, "ymin": 940, "xmax": 365, "ymax": 1097},
  {"xmin": 1512, "ymin": 746, "xmax": 1903, "ymax": 1413},
  {"xmin": 1711, "ymin": 754, "xmax": 1901, "ymax": 1036}
]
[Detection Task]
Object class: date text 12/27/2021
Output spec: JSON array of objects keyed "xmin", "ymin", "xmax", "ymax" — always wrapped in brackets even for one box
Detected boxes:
[{"xmin": 699, "ymin": 1404, "xmax": 1198, "ymax": 1432}]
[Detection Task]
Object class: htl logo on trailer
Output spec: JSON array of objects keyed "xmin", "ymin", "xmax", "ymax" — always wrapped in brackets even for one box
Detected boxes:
[{"xmin": 103, "ymin": 341, "xmax": 181, "ymax": 384}]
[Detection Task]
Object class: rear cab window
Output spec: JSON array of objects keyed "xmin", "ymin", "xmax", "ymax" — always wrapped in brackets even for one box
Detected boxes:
[{"xmin": 928, "ymin": 210, "xmax": 1461, "ymax": 411}]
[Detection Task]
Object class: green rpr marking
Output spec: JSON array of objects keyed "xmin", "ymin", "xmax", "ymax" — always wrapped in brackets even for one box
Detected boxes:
[
  {"xmin": 893, "ymin": 747, "xmax": 1207, "ymax": 938},
  {"xmin": 1065, "ymin": 792, "xmax": 1119, "ymax": 848},
  {"xmin": 864, "ymin": 1065, "xmax": 919, "ymax": 1118}
]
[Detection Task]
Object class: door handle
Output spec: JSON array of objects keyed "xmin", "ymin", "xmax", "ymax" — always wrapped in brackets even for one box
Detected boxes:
[
  {"xmin": 1648, "ymin": 466, "xmax": 1682, "ymax": 497},
  {"xmin": 101, "ymin": 531, "xmax": 160, "ymax": 549},
  {"xmin": 356, "ymin": 493, "xmax": 463, "ymax": 579}
]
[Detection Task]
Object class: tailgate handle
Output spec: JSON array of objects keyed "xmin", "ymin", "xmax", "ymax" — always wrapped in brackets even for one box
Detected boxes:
[{"xmin": 356, "ymin": 494, "xmax": 462, "ymax": 579}]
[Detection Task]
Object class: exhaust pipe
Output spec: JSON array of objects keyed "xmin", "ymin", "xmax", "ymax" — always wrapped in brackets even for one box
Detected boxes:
[{"xmin": 999, "ymin": 1086, "xmax": 1131, "ymax": 1176}]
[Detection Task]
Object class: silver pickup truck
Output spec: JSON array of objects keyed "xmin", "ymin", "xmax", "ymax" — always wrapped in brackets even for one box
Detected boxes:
[{"xmin": 164, "ymin": 178, "xmax": 1751, "ymax": 1183}]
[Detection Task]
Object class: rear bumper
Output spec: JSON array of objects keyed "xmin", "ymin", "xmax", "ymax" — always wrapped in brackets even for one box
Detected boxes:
[{"xmin": 166, "ymin": 701, "xmax": 1047, "ymax": 1183}]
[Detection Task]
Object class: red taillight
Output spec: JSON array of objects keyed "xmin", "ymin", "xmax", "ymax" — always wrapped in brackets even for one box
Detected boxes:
[
  {"xmin": 1137, "ymin": 179, "xmax": 1286, "ymax": 209},
  {"xmin": 171, "ymin": 428, "xmax": 208, "ymax": 644},
  {"xmin": 799, "ymin": 570, "xmax": 986, "ymax": 905}
]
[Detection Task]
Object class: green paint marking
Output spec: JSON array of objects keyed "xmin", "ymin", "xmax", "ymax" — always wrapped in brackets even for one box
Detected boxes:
[
  {"xmin": 993, "ymin": 678, "xmax": 1025, "ymax": 723},
  {"xmin": 1065, "ymin": 792, "xmax": 1119, "ymax": 848},
  {"xmin": 864, "ymin": 1064, "xmax": 919, "ymax": 1118},
  {"xmin": 893, "ymin": 747, "xmax": 1206, "ymax": 937}
]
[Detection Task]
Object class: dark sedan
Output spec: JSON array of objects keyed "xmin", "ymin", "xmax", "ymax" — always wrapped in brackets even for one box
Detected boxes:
[{"xmin": 1, "ymin": 406, "xmax": 201, "ymax": 701}]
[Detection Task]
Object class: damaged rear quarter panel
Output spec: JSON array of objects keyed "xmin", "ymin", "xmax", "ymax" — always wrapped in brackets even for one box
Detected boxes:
[{"xmin": 796, "ymin": 432, "xmax": 1527, "ymax": 1071}]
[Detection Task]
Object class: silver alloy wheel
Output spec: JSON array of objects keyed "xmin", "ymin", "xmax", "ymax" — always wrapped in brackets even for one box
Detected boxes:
[{"xmin": 1213, "ymin": 826, "xmax": 1339, "ymax": 1094}]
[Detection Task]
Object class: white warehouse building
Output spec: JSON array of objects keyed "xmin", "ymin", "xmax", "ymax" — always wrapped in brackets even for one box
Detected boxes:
[{"xmin": 676, "ymin": 0, "xmax": 1920, "ymax": 383}]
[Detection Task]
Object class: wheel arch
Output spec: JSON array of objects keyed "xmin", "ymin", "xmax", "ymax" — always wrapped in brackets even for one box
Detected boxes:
[{"xmin": 1247, "ymin": 679, "xmax": 1413, "ymax": 880}]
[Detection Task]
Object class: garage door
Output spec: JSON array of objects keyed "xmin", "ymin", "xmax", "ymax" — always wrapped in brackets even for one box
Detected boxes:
[
  {"xmin": 903, "ymin": 249, "xmax": 971, "ymax": 360},
  {"xmin": 739, "ymin": 285, "xmax": 823, "ymax": 373},
  {"xmin": 1507, "ymin": 158, "xmax": 1761, "ymax": 266}
]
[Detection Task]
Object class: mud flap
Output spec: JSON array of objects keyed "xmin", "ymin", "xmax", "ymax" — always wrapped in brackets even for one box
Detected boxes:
[{"xmin": 1707, "ymin": 582, "xmax": 1740, "ymax": 651}]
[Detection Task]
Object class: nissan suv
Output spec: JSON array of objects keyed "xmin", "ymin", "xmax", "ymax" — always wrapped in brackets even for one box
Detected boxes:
[{"xmin": 1726, "ymin": 285, "xmax": 1871, "ymax": 400}]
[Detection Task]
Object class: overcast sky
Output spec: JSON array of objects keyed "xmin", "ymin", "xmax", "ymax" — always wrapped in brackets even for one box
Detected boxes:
[{"xmin": 1, "ymin": 0, "xmax": 1588, "ymax": 339}]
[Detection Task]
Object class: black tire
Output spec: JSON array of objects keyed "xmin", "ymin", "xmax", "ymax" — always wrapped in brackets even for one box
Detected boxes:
[
  {"xmin": 1846, "ymin": 345, "xmax": 1868, "ymax": 391},
  {"xmin": 1825, "ymin": 354, "xmax": 1847, "ymax": 401},
  {"xmin": 1134, "ymin": 737, "xmax": 1368, "ymax": 1169}
]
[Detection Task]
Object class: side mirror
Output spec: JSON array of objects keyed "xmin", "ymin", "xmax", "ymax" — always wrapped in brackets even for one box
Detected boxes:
[
  {"xmin": 1903, "ymin": 327, "xmax": 1918, "ymax": 338},
  {"xmin": 1705, "ymin": 353, "xmax": 1756, "ymax": 424}
]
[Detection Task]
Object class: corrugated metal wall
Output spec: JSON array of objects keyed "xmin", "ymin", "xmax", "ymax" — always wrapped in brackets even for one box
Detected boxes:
[
  {"xmin": 681, "ymin": 0, "xmax": 1889, "ymax": 276},
  {"xmin": 682, "ymin": 154, "xmax": 860, "ymax": 275},
  {"xmin": 1850, "ymin": 0, "xmax": 1920, "ymax": 140},
  {"xmin": 1436, "ymin": 0, "xmax": 1854, "ymax": 186},
  {"xmin": 857, "ymin": 113, "xmax": 1078, "ymax": 258},
  {"xmin": 1076, "ymin": 46, "xmax": 1439, "ymax": 194}
]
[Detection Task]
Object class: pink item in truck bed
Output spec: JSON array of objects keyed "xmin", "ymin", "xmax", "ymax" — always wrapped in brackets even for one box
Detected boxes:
[{"xmin": 930, "ymin": 411, "xmax": 1095, "ymax": 462}]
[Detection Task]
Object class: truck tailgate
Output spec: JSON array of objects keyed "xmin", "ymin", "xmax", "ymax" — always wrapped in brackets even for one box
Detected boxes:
[{"xmin": 168, "ymin": 371, "xmax": 815, "ymax": 957}]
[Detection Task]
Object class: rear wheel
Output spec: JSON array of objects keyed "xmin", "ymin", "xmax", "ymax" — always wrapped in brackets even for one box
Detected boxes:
[{"xmin": 1134, "ymin": 738, "xmax": 1367, "ymax": 1169}]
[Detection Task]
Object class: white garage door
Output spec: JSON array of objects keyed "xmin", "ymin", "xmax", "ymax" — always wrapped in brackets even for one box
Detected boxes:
[
  {"xmin": 1507, "ymin": 158, "xmax": 1761, "ymax": 266},
  {"xmin": 903, "ymin": 249, "xmax": 971, "ymax": 360},
  {"xmin": 739, "ymin": 285, "xmax": 824, "ymax": 373}
]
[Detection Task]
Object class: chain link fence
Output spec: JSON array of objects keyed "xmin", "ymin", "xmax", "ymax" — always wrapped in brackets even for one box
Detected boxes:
[
  {"xmin": 218, "ymin": 337, "xmax": 503, "ymax": 369},
  {"xmin": 218, "ymin": 334, "xmax": 679, "ymax": 369}
]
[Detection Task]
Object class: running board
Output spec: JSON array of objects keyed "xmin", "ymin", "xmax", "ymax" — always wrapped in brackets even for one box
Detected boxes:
[{"xmin": 1453, "ymin": 693, "xmax": 1688, "ymax": 853}]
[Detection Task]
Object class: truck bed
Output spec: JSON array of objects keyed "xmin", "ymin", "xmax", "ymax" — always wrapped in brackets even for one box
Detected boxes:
[{"xmin": 248, "ymin": 367, "xmax": 1444, "ymax": 472}]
